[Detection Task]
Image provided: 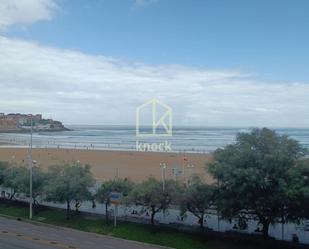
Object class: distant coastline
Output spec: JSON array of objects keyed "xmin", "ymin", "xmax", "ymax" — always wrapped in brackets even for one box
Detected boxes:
[{"xmin": 0, "ymin": 112, "xmax": 69, "ymax": 133}]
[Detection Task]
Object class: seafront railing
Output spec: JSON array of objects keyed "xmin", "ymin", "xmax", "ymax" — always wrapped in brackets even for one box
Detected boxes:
[{"xmin": 1, "ymin": 187, "xmax": 308, "ymax": 245}]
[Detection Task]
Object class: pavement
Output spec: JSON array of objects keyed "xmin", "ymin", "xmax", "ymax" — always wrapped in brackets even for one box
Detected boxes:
[{"xmin": 0, "ymin": 217, "xmax": 169, "ymax": 249}]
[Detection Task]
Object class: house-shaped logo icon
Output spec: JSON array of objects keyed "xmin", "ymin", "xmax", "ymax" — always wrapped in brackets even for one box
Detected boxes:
[{"xmin": 136, "ymin": 98, "xmax": 172, "ymax": 137}]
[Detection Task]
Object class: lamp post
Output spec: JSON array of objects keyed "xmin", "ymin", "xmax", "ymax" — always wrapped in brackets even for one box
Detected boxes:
[
  {"xmin": 160, "ymin": 163, "xmax": 167, "ymax": 191},
  {"xmin": 29, "ymin": 116, "xmax": 33, "ymax": 219},
  {"xmin": 160, "ymin": 162, "xmax": 167, "ymax": 222}
]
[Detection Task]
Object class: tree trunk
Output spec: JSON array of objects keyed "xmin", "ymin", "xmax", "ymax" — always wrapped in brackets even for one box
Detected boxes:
[
  {"xmin": 262, "ymin": 221, "xmax": 270, "ymax": 238},
  {"xmin": 279, "ymin": 214, "xmax": 285, "ymax": 240},
  {"xmin": 9, "ymin": 191, "xmax": 15, "ymax": 201},
  {"xmin": 199, "ymin": 214, "xmax": 205, "ymax": 231},
  {"xmin": 151, "ymin": 206, "xmax": 156, "ymax": 229},
  {"xmin": 66, "ymin": 200, "xmax": 71, "ymax": 220},
  {"xmin": 33, "ymin": 198, "xmax": 38, "ymax": 215},
  {"xmin": 105, "ymin": 202, "xmax": 109, "ymax": 225},
  {"xmin": 5, "ymin": 191, "xmax": 15, "ymax": 207}
]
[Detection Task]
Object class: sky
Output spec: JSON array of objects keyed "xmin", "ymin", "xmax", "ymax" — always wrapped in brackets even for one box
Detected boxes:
[{"xmin": 0, "ymin": 0, "xmax": 308, "ymax": 127}]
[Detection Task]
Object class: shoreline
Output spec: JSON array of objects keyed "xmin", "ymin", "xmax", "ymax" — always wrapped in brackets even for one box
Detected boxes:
[
  {"xmin": 0, "ymin": 128, "xmax": 71, "ymax": 133},
  {"xmin": 0, "ymin": 147, "xmax": 213, "ymax": 182},
  {"xmin": 0, "ymin": 142, "xmax": 17, "ymax": 146},
  {"xmin": 0, "ymin": 144, "xmax": 212, "ymax": 154},
  {"xmin": 0, "ymin": 136, "xmax": 213, "ymax": 154}
]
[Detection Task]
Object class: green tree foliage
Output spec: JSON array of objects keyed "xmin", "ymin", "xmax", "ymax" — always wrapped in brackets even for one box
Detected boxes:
[
  {"xmin": 19, "ymin": 166, "xmax": 47, "ymax": 212},
  {"xmin": 129, "ymin": 177, "xmax": 181, "ymax": 228},
  {"xmin": 2, "ymin": 166, "xmax": 28, "ymax": 201},
  {"xmin": 299, "ymin": 160, "xmax": 309, "ymax": 218},
  {"xmin": 0, "ymin": 161, "xmax": 8, "ymax": 186},
  {"xmin": 44, "ymin": 163, "xmax": 95, "ymax": 219},
  {"xmin": 96, "ymin": 178, "xmax": 134, "ymax": 224},
  {"xmin": 208, "ymin": 128, "xmax": 308, "ymax": 237},
  {"xmin": 288, "ymin": 159, "xmax": 309, "ymax": 220},
  {"xmin": 181, "ymin": 176, "xmax": 216, "ymax": 230},
  {"xmin": 0, "ymin": 162, "xmax": 46, "ymax": 212}
]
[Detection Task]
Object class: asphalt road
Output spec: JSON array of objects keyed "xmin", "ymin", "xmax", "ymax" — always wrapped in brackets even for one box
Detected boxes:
[{"xmin": 0, "ymin": 217, "xmax": 167, "ymax": 249}]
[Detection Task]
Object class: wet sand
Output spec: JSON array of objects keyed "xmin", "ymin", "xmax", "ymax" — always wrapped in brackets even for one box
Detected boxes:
[
  {"xmin": 0, "ymin": 148, "xmax": 213, "ymax": 182},
  {"xmin": 0, "ymin": 141, "xmax": 17, "ymax": 146}
]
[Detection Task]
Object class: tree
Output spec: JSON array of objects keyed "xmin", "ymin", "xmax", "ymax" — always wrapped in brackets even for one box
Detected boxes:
[
  {"xmin": 96, "ymin": 178, "xmax": 134, "ymax": 224},
  {"xmin": 1, "ymin": 162, "xmax": 47, "ymax": 212},
  {"xmin": 44, "ymin": 163, "xmax": 95, "ymax": 219},
  {"xmin": 129, "ymin": 177, "xmax": 181, "ymax": 228},
  {"xmin": 18, "ymin": 166, "xmax": 47, "ymax": 213},
  {"xmin": 180, "ymin": 176, "xmax": 216, "ymax": 230},
  {"xmin": 208, "ymin": 128, "xmax": 307, "ymax": 237},
  {"xmin": 31, "ymin": 167, "xmax": 47, "ymax": 209},
  {"xmin": 3, "ymin": 166, "xmax": 27, "ymax": 201}
]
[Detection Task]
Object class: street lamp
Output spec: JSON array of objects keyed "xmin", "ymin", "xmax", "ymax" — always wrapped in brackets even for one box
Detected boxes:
[
  {"xmin": 160, "ymin": 163, "xmax": 167, "ymax": 191},
  {"xmin": 160, "ymin": 162, "xmax": 167, "ymax": 222},
  {"xmin": 29, "ymin": 116, "xmax": 33, "ymax": 219}
]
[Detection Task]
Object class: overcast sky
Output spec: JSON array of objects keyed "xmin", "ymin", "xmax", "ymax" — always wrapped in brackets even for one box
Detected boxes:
[{"xmin": 0, "ymin": 0, "xmax": 308, "ymax": 127}]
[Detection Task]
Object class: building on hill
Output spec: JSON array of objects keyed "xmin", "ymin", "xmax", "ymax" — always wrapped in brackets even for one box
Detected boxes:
[
  {"xmin": 0, "ymin": 119, "xmax": 18, "ymax": 131},
  {"xmin": 0, "ymin": 113, "xmax": 68, "ymax": 132}
]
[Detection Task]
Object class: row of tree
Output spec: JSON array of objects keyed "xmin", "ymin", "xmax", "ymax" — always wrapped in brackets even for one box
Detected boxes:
[{"xmin": 0, "ymin": 128, "xmax": 308, "ymax": 238}]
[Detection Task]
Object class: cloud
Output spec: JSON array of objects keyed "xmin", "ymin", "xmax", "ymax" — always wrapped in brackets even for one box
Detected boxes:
[
  {"xmin": 0, "ymin": 0, "xmax": 58, "ymax": 31},
  {"xmin": 0, "ymin": 36, "xmax": 308, "ymax": 127}
]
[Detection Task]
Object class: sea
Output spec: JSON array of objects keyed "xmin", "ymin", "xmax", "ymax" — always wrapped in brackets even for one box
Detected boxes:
[{"xmin": 0, "ymin": 125, "xmax": 309, "ymax": 153}]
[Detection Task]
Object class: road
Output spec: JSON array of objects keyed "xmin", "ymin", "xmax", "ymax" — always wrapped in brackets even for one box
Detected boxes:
[{"xmin": 0, "ymin": 217, "xmax": 167, "ymax": 249}]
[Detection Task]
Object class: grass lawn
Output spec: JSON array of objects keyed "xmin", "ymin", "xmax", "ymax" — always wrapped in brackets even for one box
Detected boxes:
[{"xmin": 0, "ymin": 204, "xmax": 258, "ymax": 249}]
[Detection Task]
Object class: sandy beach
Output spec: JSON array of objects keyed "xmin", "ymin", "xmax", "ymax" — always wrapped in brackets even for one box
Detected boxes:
[{"xmin": 0, "ymin": 148, "xmax": 213, "ymax": 183}]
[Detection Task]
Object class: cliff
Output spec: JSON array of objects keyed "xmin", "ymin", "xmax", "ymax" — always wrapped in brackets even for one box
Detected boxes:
[{"xmin": 0, "ymin": 113, "xmax": 69, "ymax": 133}]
